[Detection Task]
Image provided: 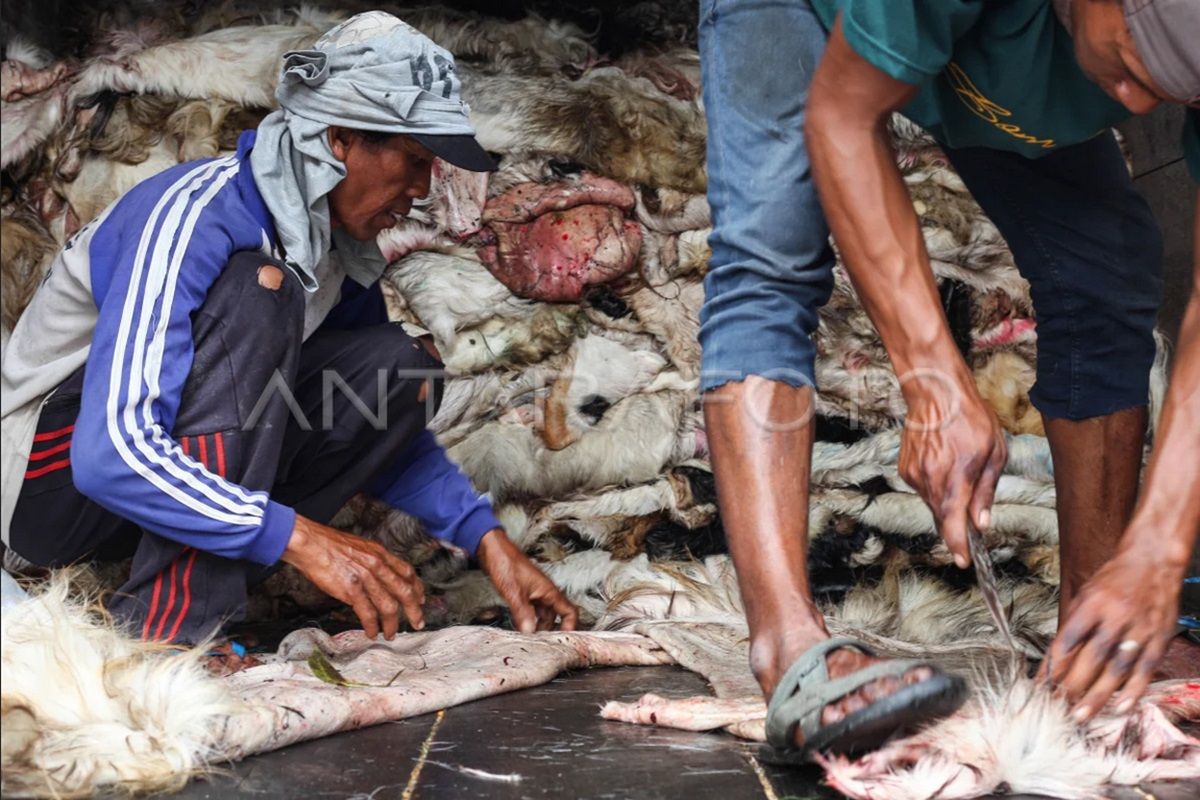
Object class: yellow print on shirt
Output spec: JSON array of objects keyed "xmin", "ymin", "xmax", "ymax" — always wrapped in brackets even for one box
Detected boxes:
[{"xmin": 946, "ymin": 62, "xmax": 1055, "ymax": 148}]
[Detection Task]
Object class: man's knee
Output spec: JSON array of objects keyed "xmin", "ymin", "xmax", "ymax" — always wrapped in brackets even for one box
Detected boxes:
[
  {"xmin": 1031, "ymin": 284, "xmax": 1161, "ymax": 421},
  {"xmin": 256, "ymin": 264, "xmax": 285, "ymax": 291},
  {"xmin": 211, "ymin": 252, "xmax": 304, "ymax": 318}
]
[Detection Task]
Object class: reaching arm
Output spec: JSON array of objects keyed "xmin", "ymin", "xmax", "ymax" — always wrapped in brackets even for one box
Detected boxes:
[
  {"xmin": 1045, "ymin": 191, "xmax": 1200, "ymax": 718},
  {"xmin": 806, "ymin": 17, "xmax": 1006, "ymax": 567}
]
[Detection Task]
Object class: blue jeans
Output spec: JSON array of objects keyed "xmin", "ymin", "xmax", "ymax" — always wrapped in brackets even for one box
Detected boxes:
[
  {"xmin": 698, "ymin": 0, "xmax": 835, "ymax": 393},
  {"xmin": 698, "ymin": 0, "xmax": 1164, "ymax": 420}
]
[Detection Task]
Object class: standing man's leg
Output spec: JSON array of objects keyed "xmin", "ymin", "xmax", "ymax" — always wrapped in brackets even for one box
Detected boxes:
[
  {"xmin": 943, "ymin": 132, "xmax": 1163, "ymax": 616},
  {"xmin": 700, "ymin": 0, "xmax": 939, "ymax": 749}
]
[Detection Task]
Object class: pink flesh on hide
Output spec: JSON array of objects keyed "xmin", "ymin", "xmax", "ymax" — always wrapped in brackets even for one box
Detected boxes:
[
  {"xmin": 973, "ymin": 317, "xmax": 1036, "ymax": 350},
  {"xmin": 476, "ymin": 174, "xmax": 642, "ymax": 302},
  {"xmin": 1, "ymin": 60, "xmax": 71, "ymax": 102}
]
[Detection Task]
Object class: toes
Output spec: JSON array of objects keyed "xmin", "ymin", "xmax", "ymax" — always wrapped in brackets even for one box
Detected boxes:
[
  {"xmin": 821, "ymin": 705, "xmax": 846, "ymax": 726},
  {"xmin": 842, "ymin": 692, "xmax": 868, "ymax": 716},
  {"xmin": 863, "ymin": 676, "xmax": 899, "ymax": 703}
]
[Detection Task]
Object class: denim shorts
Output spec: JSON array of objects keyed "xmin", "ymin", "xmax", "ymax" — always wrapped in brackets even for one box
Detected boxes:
[{"xmin": 698, "ymin": 0, "xmax": 1164, "ymax": 420}]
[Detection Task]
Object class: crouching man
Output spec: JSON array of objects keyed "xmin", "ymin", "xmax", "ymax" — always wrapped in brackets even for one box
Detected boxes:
[{"xmin": 0, "ymin": 12, "xmax": 577, "ymax": 659}]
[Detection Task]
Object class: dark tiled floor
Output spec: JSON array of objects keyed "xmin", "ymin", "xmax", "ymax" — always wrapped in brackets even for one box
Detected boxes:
[
  {"xmin": 174, "ymin": 665, "xmax": 1198, "ymax": 800},
  {"xmin": 176, "ymin": 666, "xmax": 836, "ymax": 800}
]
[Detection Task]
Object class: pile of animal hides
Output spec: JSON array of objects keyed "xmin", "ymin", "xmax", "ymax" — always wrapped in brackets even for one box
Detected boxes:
[{"xmin": 1, "ymin": 2, "xmax": 1193, "ymax": 798}]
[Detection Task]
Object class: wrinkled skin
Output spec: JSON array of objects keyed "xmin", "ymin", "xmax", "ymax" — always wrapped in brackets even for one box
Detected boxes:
[
  {"xmin": 477, "ymin": 173, "xmax": 642, "ymax": 302},
  {"xmin": 283, "ymin": 515, "xmax": 428, "ymax": 640},
  {"xmin": 326, "ymin": 127, "xmax": 434, "ymax": 241}
]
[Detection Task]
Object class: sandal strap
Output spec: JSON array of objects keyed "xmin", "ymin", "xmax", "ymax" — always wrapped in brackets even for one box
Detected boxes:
[
  {"xmin": 774, "ymin": 658, "xmax": 930, "ymax": 745},
  {"xmin": 765, "ymin": 637, "xmax": 875, "ymax": 747},
  {"xmin": 766, "ymin": 637, "xmax": 933, "ymax": 749}
]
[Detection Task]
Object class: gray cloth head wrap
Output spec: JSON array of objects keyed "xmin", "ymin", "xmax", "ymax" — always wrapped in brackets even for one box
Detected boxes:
[
  {"xmin": 250, "ymin": 11, "xmax": 476, "ymax": 290},
  {"xmin": 1122, "ymin": 0, "xmax": 1200, "ymax": 104},
  {"xmin": 1055, "ymin": 0, "xmax": 1200, "ymax": 105}
]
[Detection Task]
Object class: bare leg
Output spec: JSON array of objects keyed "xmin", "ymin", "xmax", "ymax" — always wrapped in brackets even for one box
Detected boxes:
[
  {"xmin": 705, "ymin": 378, "xmax": 929, "ymax": 744},
  {"xmin": 1044, "ymin": 406, "xmax": 1146, "ymax": 619}
]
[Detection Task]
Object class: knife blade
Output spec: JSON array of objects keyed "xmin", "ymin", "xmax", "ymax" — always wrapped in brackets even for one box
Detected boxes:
[{"xmin": 967, "ymin": 522, "xmax": 1017, "ymax": 653}]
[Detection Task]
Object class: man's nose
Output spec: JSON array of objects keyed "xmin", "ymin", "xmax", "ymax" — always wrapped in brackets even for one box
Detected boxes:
[{"xmin": 408, "ymin": 164, "xmax": 433, "ymax": 199}]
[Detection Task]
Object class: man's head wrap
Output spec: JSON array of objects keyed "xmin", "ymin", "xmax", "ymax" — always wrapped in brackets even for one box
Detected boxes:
[{"xmin": 250, "ymin": 11, "xmax": 491, "ymax": 290}]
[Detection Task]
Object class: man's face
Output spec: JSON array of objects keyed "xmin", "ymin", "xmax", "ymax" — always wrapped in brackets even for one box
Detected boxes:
[
  {"xmin": 1069, "ymin": 0, "xmax": 1177, "ymax": 114},
  {"xmin": 327, "ymin": 130, "xmax": 435, "ymax": 241}
]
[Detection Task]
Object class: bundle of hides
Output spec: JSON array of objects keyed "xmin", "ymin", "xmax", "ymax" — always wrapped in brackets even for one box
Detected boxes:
[{"xmin": 0, "ymin": 1, "xmax": 1185, "ymax": 797}]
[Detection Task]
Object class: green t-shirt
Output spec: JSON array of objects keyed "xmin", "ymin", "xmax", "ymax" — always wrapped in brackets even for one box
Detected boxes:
[{"xmin": 809, "ymin": 0, "xmax": 1200, "ymax": 181}]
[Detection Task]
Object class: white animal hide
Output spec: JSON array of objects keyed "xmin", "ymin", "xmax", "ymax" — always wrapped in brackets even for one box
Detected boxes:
[{"xmin": 1, "ymin": 572, "xmax": 237, "ymax": 798}]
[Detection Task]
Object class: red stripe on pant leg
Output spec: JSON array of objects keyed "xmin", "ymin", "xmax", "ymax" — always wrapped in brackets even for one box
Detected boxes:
[
  {"xmin": 28, "ymin": 439, "xmax": 72, "ymax": 461},
  {"xmin": 198, "ymin": 435, "xmax": 209, "ymax": 471},
  {"xmin": 33, "ymin": 424, "xmax": 74, "ymax": 443},
  {"xmin": 25, "ymin": 458, "xmax": 70, "ymax": 480},
  {"xmin": 153, "ymin": 556, "xmax": 182, "ymax": 641},
  {"xmin": 141, "ymin": 572, "xmax": 164, "ymax": 640},
  {"xmin": 214, "ymin": 432, "xmax": 226, "ymax": 478},
  {"xmin": 181, "ymin": 437, "xmax": 191, "ymax": 457},
  {"xmin": 165, "ymin": 548, "xmax": 199, "ymax": 643}
]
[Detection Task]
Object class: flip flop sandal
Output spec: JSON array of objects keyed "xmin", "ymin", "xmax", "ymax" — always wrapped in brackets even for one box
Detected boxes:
[{"xmin": 759, "ymin": 636, "xmax": 968, "ymax": 764}]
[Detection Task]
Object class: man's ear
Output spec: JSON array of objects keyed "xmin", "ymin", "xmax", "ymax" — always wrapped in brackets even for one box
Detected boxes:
[{"xmin": 328, "ymin": 126, "xmax": 353, "ymax": 162}]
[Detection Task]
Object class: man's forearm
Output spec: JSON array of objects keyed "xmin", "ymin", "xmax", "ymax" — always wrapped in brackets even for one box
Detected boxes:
[
  {"xmin": 807, "ymin": 23, "xmax": 973, "ymax": 396},
  {"xmin": 1123, "ymin": 194, "xmax": 1200, "ymax": 566}
]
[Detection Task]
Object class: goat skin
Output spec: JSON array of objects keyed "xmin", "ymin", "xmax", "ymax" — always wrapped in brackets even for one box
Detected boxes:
[
  {"xmin": 601, "ymin": 620, "xmax": 1200, "ymax": 799},
  {"xmin": 477, "ymin": 174, "xmax": 642, "ymax": 301}
]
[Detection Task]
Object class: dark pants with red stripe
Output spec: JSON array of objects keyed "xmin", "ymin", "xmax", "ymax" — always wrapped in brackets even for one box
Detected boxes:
[{"xmin": 9, "ymin": 252, "xmax": 443, "ymax": 644}]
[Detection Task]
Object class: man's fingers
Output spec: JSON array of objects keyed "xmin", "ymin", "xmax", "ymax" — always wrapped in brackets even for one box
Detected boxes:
[
  {"xmin": 360, "ymin": 571, "xmax": 401, "ymax": 640},
  {"xmin": 350, "ymin": 594, "xmax": 381, "ymax": 640},
  {"xmin": 968, "ymin": 445, "xmax": 1004, "ymax": 532},
  {"xmin": 507, "ymin": 590, "xmax": 537, "ymax": 634},
  {"xmin": 535, "ymin": 603, "xmax": 555, "ymax": 632},
  {"xmin": 937, "ymin": 478, "xmax": 973, "ymax": 569},
  {"xmin": 1055, "ymin": 623, "xmax": 1123, "ymax": 705},
  {"xmin": 1112, "ymin": 635, "xmax": 1168, "ymax": 714},
  {"xmin": 552, "ymin": 592, "xmax": 579, "ymax": 631},
  {"xmin": 1048, "ymin": 605, "xmax": 1102, "ymax": 680},
  {"xmin": 375, "ymin": 553, "xmax": 426, "ymax": 631},
  {"xmin": 1072, "ymin": 634, "xmax": 1142, "ymax": 720}
]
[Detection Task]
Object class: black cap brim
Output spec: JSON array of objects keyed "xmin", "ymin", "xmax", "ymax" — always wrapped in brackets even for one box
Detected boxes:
[{"xmin": 412, "ymin": 133, "xmax": 498, "ymax": 172}]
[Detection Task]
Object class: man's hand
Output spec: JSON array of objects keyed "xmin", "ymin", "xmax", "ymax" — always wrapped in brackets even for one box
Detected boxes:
[
  {"xmin": 1040, "ymin": 537, "xmax": 1185, "ymax": 721},
  {"xmin": 477, "ymin": 529, "xmax": 579, "ymax": 633},
  {"xmin": 899, "ymin": 377, "xmax": 1007, "ymax": 569},
  {"xmin": 282, "ymin": 514, "xmax": 426, "ymax": 639}
]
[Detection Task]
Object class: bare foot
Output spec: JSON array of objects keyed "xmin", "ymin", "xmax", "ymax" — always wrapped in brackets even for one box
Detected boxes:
[
  {"xmin": 756, "ymin": 636, "xmax": 934, "ymax": 749},
  {"xmin": 204, "ymin": 643, "xmax": 261, "ymax": 676}
]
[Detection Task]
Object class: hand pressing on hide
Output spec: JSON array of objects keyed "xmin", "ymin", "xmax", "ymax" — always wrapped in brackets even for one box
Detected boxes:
[
  {"xmin": 282, "ymin": 514, "xmax": 426, "ymax": 639},
  {"xmin": 477, "ymin": 528, "xmax": 579, "ymax": 633},
  {"xmin": 1040, "ymin": 541, "xmax": 1185, "ymax": 722},
  {"xmin": 899, "ymin": 377, "xmax": 1007, "ymax": 570}
]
